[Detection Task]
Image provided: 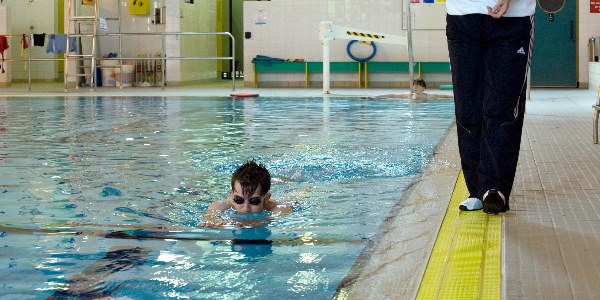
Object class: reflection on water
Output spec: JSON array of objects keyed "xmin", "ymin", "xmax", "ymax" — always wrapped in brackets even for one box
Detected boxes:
[{"xmin": 0, "ymin": 96, "xmax": 454, "ymax": 299}]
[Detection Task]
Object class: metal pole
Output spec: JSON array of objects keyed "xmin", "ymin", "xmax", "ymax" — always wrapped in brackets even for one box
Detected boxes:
[
  {"xmin": 91, "ymin": 0, "xmax": 99, "ymax": 90},
  {"xmin": 229, "ymin": 0, "xmax": 233, "ymax": 80},
  {"xmin": 230, "ymin": 33, "xmax": 235, "ymax": 91},
  {"xmin": 161, "ymin": 34, "xmax": 165, "ymax": 90},
  {"xmin": 406, "ymin": 0, "xmax": 415, "ymax": 92},
  {"xmin": 323, "ymin": 38, "xmax": 330, "ymax": 94},
  {"xmin": 591, "ymin": 37, "xmax": 596, "ymax": 62},
  {"xmin": 65, "ymin": 0, "xmax": 72, "ymax": 91},
  {"xmin": 28, "ymin": 34, "xmax": 32, "ymax": 91}
]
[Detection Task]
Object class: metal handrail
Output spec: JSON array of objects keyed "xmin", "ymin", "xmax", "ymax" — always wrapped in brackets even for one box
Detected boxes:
[
  {"xmin": 0, "ymin": 34, "xmax": 65, "ymax": 91},
  {"xmin": 95, "ymin": 31, "xmax": 236, "ymax": 91},
  {"xmin": 0, "ymin": 31, "xmax": 236, "ymax": 91}
]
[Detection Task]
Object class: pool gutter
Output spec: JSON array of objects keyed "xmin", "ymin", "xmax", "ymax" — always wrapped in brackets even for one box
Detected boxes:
[{"xmin": 334, "ymin": 124, "xmax": 461, "ymax": 300}]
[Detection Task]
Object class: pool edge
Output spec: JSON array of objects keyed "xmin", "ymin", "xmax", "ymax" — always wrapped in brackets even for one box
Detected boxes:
[{"xmin": 334, "ymin": 123, "xmax": 461, "ymax": 300}]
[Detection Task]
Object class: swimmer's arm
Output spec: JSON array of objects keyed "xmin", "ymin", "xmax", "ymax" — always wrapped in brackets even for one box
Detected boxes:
[
  {"xmin": 427, "ymin": 93, "xmax": 453, "ymax": 98},
  {"xmin": 373, "ymin": 93, "xmax": 412, "ymax": 99},
  {"xmin": 199, "ymin": 200, "xmax": 232, "ymax": 228},
  {"xmin": 235, "ymin": 204, "xmax": 291, "ymax": 228},
  {"xmin": 264, "ymin": 198, "xmax": 292, "ymax": 215},
  {"xmin": 199, "ymin": 199, "xmax": 291, "ymax": 228},
  {"xmin": 200, "ymin": 214, "xmax": 269, "ymax": 229},
  {"xmin": 270, "ymin": 203, "xmax": 292, "ymax": 216}
]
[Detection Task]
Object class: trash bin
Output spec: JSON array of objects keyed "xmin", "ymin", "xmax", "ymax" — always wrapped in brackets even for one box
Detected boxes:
[
  {"xmin": 96, "ymin": 67, "xmax": 103, "ymax": 87},
  {"xmin": 100, "ymin": 67, "xmax": 118, "ymax": 87},
  {"xmin": 118, "ymin": 65, "xmax": 135, "ymax": 87}
]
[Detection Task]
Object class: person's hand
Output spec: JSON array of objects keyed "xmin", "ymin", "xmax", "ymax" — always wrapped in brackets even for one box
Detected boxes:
[
  {"xmin": 199, "ymin": 218, "xmax": 229, "ymax": 228},
  {"xmin": 198, "ymin": 220, "xmax": 221, "ymax": 228},
  {"xmin": 487, "ymin": 0, "xmax": 511, "ymax": 18}
]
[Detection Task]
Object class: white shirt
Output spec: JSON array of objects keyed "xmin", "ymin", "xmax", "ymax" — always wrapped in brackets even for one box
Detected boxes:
[{"xmin": 446, "ymin": 0, "xmax": 536, "ymax": 17}]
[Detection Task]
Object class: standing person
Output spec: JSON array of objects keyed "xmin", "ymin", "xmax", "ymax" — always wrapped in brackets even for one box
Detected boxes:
[{"xmin": 446, "ymin": 0, "xmax": 535, "ymax": 213}]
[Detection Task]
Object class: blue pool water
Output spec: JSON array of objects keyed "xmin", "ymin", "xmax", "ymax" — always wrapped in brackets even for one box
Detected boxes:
[{"xmin": 0, "ymin": 96, "xmax": 454, "ymax": 299}]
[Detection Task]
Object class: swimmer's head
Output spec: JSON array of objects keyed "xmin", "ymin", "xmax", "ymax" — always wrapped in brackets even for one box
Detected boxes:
[
  {"xmin": 413, "ymin": 78, "xmax": 427, "ymax": 94},
  {"xmin": 230, "ymin": 161, "xmax": 272, "ymax": 213}
]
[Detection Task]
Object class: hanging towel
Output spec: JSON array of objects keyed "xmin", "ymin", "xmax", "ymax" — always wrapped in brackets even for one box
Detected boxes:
[
  {"xmin": 32, "ymin": 33, "xmax": 46, "ymax": 47},
  {"xmin": 0, "ymin": 35, "xmax": 9, "ymax": 74},
  {"xmin": 21, "ymin": 34, "xmax": 29, "ymax": 71},
  {"xmin": 46, "ymin": 34, "xmax": 77, "ymax": 54},
  {"xmin": 68, "ymin": 36, "xmax": 78, "ymax": 53}
]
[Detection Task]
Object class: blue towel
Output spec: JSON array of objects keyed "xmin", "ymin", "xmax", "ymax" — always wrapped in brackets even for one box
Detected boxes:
[
  {"xmin": 46, "ymin": 34, "xmax": 77, "ymax": 54},
  {"xmin": 251, "ymin": 55, "xmax": 287, "ymax": 67}
]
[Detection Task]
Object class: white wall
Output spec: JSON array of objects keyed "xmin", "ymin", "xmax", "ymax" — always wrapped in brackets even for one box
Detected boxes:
[
  {"xmin": 2, "ymin": 1, "xmax": 57, "ymax": 82},
  {"xmin": 65, "ymin": 0, "xmax": 219, "ymax": 86},
  {"xmin": 179, "ymin": 0, "xmax": 218, "ymax": 84},
  {"xmin": 244, "ymin": 0, "xmax": 600, "ymax": 89},
  {"xmin": 95, "ymin": 0, "xmax": 219, "ymax": 85},
  {"xmin": 243, "ymin": 0, "xmax": 449, "ymax": 87},
  {"xmin": 96, "ymin": 1, "xmax": 165, "ymax": 60},
  {"xmin": 1, "ymin": 0, "xmax": 219, "ymax": 86},
  {"xmin": 590, "ymin": 62, "xmax": 600, "ymax": 91},
  {"xmin": 582, "ymin": 1, "xmax": 600, "ymax": 88},
  {"xmin": 0, "ymin": 6, "xmax": 10, "ymax": 86}
]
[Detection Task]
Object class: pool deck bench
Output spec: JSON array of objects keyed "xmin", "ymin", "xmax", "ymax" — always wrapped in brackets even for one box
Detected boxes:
[{"xmin": 252, "ymin": 61, "xmax": 451, "ymax": 88}]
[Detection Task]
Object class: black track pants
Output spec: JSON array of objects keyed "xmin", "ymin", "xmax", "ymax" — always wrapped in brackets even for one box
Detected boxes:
[{"xmin": 446, "ymin": 14, "xmax": 534, "ymax": 204}]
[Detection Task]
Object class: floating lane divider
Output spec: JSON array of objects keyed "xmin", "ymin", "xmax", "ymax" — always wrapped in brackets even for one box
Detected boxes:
[
  {"xmin": 230, "ymin": 93, "xmax": 259, "ymax": 98},
  {"xmin": 0, "ymin": 223, "xmax": 364, "ymax": 246},
  {"xmin": 416, "ymin": 170, "xmax": 502, "ymax": 300}
]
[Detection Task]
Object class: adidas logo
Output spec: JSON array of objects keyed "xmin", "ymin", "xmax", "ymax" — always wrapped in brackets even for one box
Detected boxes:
[{"xmin": 517, "ymin": 47, "xmax": 526, "ymax": 54}]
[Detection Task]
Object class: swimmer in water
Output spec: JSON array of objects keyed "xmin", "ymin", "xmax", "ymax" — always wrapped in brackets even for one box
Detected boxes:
[
  {"xmin": 372, "ymin": 79, "xmax": 453, "ymax": 100},
  {"xmin": 201, "ymin": 160, "xmax": 292, "ymax": 228}
]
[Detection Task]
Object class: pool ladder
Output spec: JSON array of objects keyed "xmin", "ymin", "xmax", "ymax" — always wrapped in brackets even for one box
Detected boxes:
[{"xmin": 65, "ymin": 0, "xmax": 99, "ymax": 91}]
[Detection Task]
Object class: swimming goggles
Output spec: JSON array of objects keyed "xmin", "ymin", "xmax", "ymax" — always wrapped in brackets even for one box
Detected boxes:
[{"xmin": 233, "ymin": 195, "xmax": 262, "ymax": 205}]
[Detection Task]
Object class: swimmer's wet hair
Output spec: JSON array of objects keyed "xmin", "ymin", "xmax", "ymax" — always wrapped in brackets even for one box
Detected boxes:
[
  {"xmin": 231, "ymin": 160, "xmax": 271, "ymax": 197},
  {"xmin": 413, "ymin": 78, "xmax": 426, "ymax": 89}
]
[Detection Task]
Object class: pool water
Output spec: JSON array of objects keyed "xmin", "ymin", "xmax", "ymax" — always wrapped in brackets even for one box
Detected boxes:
[{"xmin": 0, "ymin": 96, "xmax": 454, "ymax": 299}]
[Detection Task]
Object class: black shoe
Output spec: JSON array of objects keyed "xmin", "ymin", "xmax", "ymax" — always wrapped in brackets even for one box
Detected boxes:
[
  {"xmin": 482, "ymin": 189, "xmax": 506, "ymax": 215},
  {"xmin": 502, "ymin": 200, "xmax": 510, "ymax": 212}
]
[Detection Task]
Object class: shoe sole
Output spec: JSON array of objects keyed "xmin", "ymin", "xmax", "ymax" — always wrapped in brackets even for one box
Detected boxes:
[{"xmin": 459, "ymin": 204, "xmax": 482, "ymax": 211}]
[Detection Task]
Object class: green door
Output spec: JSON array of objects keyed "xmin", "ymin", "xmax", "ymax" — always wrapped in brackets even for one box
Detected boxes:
[{"xmin": 530, "ymin": 0, "xmax": 577, "ymax": 87}]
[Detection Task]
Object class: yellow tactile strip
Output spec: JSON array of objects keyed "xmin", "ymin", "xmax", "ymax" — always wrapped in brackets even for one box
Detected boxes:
[{"xmin": 416, "ymin": 170, "xmax": 502, "ymax": 300}]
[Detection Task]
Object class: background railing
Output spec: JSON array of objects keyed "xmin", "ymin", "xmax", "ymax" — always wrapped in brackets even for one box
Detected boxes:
[
  {"xmin": 0, "ymin": 34, "xmax": 65, "ymax": 91},
  {"xmin": 0, "ymin": 32, "xmax": 236, "ymax": 91},
  {"xmin": 591, "ymin": 37, "xmax": 599, "ymax": 63},
  {"xmin": 91, "ymin": 31, "xmax": 236, "ymax": 91}
]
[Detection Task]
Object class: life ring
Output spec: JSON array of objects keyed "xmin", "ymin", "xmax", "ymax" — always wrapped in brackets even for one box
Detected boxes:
[{"xmin": 346, "ymin": 40, "xmax": 377, "ymax": 63}]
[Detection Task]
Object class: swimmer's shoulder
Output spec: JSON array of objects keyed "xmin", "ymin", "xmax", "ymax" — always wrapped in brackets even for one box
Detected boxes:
[
  {"xmin": 207, "ymin": 199, "xmax": 232, "ymax": 212},
  {"xmin": 266, "ymin": 199, "xmax": 292, "ymax": 215}
]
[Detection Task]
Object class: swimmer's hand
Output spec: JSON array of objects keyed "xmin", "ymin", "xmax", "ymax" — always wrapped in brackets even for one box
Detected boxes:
[
  {"xmin": 199, "ymin": 211, "xmax": 271, "ymax": 228},
  {"xmin": 200, "ymin": 210, "xmax": 230, "ymax": 228},
  {"xmin": 198, "ymin": 219, "xmax": 227, "ymax": 228}
]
